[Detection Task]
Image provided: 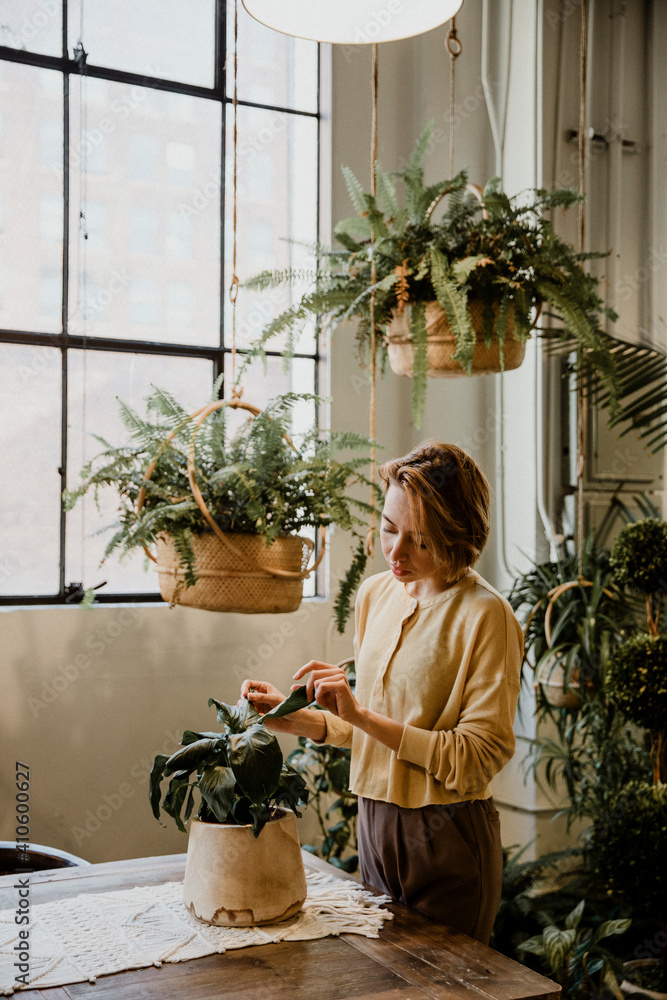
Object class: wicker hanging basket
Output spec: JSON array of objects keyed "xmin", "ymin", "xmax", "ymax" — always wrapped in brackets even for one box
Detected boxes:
[
  {"xmin": 386, "ymin": 298, "xmax": 527, "ymax": 378},
  {"xmin": 138, "ymin": 399, "xmax": 325, "ymax": 614},
  {"xmin": 386, "ymin": 182, "xmax": 536, "ymax": 379}
]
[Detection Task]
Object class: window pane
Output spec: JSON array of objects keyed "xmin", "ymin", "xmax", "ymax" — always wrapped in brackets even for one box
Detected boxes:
[
  {"xmin": 66, "ymin": 352, "xmax": 214, "ymax": 594},
  {"xmin": 0, "ymin": 344, "xmax": 61, "ymax": 595},
  {"xmin": 224, "ymin": 353, "xmax": 315, "ymax": 427},
  {"xmin": 68, "ymin": 0, "xmax": 216, "ymax": 88},
  {"xmin": 0, "ymin": 0, "xmax": 62, "ymax": 57},
  {"xmin": 225, "ymin": 107, "xmax": 318, "ymax": 352},
  {"xmin": 227, "ymin": 0, "xmax": 318, "ymax": 113},
  {"xmin": 68, "ymin": 77, "xmax": 221, "ymax": 345},
  {"xmin": 0, "ymin": 63, "xmax": 63, "ymax": 333}
]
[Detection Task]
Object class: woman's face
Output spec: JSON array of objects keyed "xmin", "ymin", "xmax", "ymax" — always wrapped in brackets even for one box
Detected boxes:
[{"xmin": 380, "ymin": 483, "xmax": 455, "ymax": 597}]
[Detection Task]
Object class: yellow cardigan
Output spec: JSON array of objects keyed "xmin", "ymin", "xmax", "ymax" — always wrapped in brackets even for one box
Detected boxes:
[{"xmin": 318, "ymin": 570, "xmax": 523, "ymax": 808}]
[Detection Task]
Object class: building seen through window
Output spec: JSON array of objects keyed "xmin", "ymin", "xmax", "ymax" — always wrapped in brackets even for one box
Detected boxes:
[{"xmin": 0, "ymin": 1, "xmax": 321, "ymax": 603}]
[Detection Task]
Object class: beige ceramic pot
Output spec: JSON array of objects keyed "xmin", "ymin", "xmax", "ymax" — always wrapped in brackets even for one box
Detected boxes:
[
  {"xmin": 536, "ymin": 658, "xmax": 582, "ymax": 710},
  {"xmin": 183, "ymin": 811, "xmax": 307, "ymax": 926}
]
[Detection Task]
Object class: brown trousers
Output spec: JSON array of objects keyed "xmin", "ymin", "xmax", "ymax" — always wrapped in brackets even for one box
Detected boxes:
[{"xmin": 358, "ymin": 796, "xmax": 503, "ymax": 945}]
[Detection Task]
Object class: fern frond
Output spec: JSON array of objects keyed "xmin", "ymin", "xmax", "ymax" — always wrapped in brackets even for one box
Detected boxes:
[
  {"xmin": 341, "ymin": 164, "xmax": 368, "ymax": 215},
  {"xmin": 410, "ymin": 302, "xmax": 428, "ymax": 430},
  {"xmin": 429, "ymin": 247, "xmax": 475, "ymax": 371},
  {"xmin": 374, "ymin": 162, "xmax": 399, "ymax": 217},
  {"xmin": 333, "ymin": 538, "xmax": 368, "ymax": 634}
]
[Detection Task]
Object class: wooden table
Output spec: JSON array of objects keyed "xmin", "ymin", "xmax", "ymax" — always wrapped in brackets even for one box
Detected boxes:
[{"xmin": 0, "ymin": 852, "xmax": 560, "ymax": 1000}]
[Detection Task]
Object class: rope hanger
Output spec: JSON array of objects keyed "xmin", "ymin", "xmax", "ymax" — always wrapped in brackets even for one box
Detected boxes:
[
  {"xmin": 446, "ymin": 17, "xmax": 462, "ymax": 178},
  {"xmin": 575, "ymin": 0, "xmax": 589, "ymax": 571},
  {"xmin": 366, "ymin": 42, "xmax": 379, "ymax": 557},
  {"xmin": 365, "ymin": 17, "xmax": 461, "ymax": 558},
  {"xmin": 229, "ymin": 0, "xmax": 242, "ymax": 400}
]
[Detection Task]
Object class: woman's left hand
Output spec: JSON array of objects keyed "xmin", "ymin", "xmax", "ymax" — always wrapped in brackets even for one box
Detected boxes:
[{"xmin": 292, "ymin": 660, "xmax": 362, "ymax": 724}]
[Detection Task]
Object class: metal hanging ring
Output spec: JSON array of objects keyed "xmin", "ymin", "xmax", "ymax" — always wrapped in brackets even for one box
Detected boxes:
[{"xmin": 445, "ymin": 24, "xmax": 462, "ymax": 59}]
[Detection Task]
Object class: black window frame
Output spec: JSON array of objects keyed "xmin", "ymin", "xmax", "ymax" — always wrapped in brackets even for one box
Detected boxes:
[{"xmin": 0, "ymin": 0, "xmax": 322, "ymax": 606}]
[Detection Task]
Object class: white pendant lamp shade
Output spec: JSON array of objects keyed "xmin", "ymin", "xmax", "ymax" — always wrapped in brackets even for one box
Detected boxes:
[{"xmin": 241, "ymin": 1, "xmax": 464, "ymax": 45}]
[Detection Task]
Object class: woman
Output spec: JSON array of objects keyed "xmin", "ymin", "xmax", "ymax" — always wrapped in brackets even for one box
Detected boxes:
[{"xmin": 241, "ymin": 442, "xmax": 523, "ymax": 944}]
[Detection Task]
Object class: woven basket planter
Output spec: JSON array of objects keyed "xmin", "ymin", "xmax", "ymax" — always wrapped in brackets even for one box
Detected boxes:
[
  {"xmin": 386, "ymin": 299, "xmax": 526, "ymax": 378},
  {"xmin": 183, "ymin": 811, "xmax": 307, "ymax": 926},
  {"xmin": 155, "ymin": 532, "xmax": 312, "ymax": 614},
  {"xmin": 140, "ymin": 398, "xmax": 324, "ymax": 615}
]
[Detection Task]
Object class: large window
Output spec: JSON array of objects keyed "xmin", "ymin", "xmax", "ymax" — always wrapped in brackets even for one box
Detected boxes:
[{"xmin": 0, "ymin": 1, "xmax": 321, "ymax": 604}]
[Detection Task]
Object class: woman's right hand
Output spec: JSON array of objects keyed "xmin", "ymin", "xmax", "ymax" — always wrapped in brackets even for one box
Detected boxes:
[
  {"xmin": 241, "ymin": 679, "xmax": 286, "ymax": 716},
  {"xmin": 240, "ymin": 678, "xmax": 326, "ymax": 740}
]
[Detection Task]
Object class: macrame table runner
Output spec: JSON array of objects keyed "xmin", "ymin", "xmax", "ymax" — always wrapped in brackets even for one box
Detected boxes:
[{"xmin": 0, "ymin": 870, "xmax": 393, "ymax": 995}]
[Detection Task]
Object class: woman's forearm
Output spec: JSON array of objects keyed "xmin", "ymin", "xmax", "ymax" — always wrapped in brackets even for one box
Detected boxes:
[
  {"xmin": 353, "ymin": 706, "xmax": 404, "ymax": 752},
  {"xmin": 266, "ymin": 707, "xmax": 327, "ymax": 742}
]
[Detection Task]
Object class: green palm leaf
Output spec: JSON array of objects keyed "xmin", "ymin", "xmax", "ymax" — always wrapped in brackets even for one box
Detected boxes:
[{"xmin": 545, "ymin": 328, "xmax": 667, "ymax": 452}]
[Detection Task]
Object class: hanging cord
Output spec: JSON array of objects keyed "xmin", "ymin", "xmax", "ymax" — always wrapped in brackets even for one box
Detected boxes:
[
  {"xmin": 446, "ymin": 17, "xmax": 462, "ymax": 177},
  {"xmin": 366, "ymin": 42, "xmax": 379, "ymax": 557},
  {"xmin": 229, "ymin": 0, "xmax": 242, "ymax": 399},
  {"xmin": 576, "ymin": 0, "xmax": 589, "ymax": 572}
]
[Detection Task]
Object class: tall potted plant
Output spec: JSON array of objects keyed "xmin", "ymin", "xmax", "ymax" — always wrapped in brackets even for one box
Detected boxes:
[
  {"xmin": 150, "ymin": 686, "xmax": 313, "ymax": 925},
  {"xmin": 509, "ymin": 530, "xmax": 650, "ymax": 837},
  {"xmin": 64, "ymin": 383, "xmax": 377, "ymax": 629},
  {"xmin": 245, "ymin": 121, "xmax": 620, "ymax": 427},
  {"xmin": 587, "ymin": 519, "xmax": 667, "ymax": 995}
]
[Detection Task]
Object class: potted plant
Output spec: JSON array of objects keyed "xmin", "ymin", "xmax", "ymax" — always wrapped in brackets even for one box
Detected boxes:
[
  {"xmin": 509, "ymin": 532, "xmax": 631, "ymax": 712},
  {"xmin": 587, "ymin": 519, "xmax": 667, "ymax": 995},
  {"xmin": 517, "ymin": 899, "xmax": 630, "ymax": 1000},
  {"xmin": 150, "ymin": 686, "xmax": 313, "ymax": 925},
  {"xmin": 64, "ymin": 382, "xmax": 377, "ymax": 629},
  {"xmin": 245, "ymin": 120, "xmax": 620, "ymax": 427},
  {"xmin": 509, "ymin": 529, "xmax": 651, "ymax": 843}
]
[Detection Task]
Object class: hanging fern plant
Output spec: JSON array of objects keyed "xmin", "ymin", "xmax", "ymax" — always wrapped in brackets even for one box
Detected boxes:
[
  {"xmin": 245, "ymin": 120, "xmax": 625, "ymax": 429},
  {"xmin": 64, "ymin": 381, "xmax": 380, "ymax": 631}
]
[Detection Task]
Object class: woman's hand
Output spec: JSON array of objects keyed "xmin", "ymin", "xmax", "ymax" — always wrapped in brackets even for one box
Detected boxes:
[
  {"xmin": 240, "ymin": 680, "xmax": 292, "ymax": 733},
  {"xmin": 292, "ymin": 660, "xmax": 362, "ymax": 725},
  {"xmin": 240, "ymin": 678, "xmax": 326, "ymax": 740}
]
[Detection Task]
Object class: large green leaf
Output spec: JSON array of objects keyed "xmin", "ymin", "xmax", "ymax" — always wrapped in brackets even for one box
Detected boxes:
[
  {"xmin": 163, "ymin": 737, "xmax": 222, "ymax": 775},
  {"xmin": 198, "ymin": 764, "xmax": 236, "ymax": 823},
  {"xmin": 208, "ymin": 697, "xmax": 256, "ymax": 733},
  {"xmin": 149, "ymin": 754, "xmax": 169, "ymax": 820},
  {"xmin": 325, "ymin": 755, "xmax": 351, "ymax": 794},
  {"xmin": 249, "ymin": 802, "xmax": 274, "ymax": 838},
  {"xmin": 593, "ymin": 918, "xmax": 632, "ymax": 943},
  {"xmin": 565, "ymin": 899, "xmax": 585, "ymax": 930},
  {"xmin": 517, "ymin": 935, "xmax": 546, "ymax": 956},
  {"xmin": 162, "ymin": 774, "xmax": 191, "ymax": 833},
  {"xmin": 543, "ymin": 925, "xmax": 576, "ymax": 973},
  {"xmin": 228, "ymin": 724, "xmax": 283, "ymax": 805},
  {"xmin": 180, "ymin": 730, "xmax": 222, "ymax": 746},
  {"xmin": 273, "ymin": 764, "xmax": 309, "ymax": 814}
]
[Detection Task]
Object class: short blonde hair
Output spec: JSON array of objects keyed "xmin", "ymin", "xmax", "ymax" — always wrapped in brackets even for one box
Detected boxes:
[{"xmin": 378, "ymin": 443, "xmax": 490, "ymax": 577}]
